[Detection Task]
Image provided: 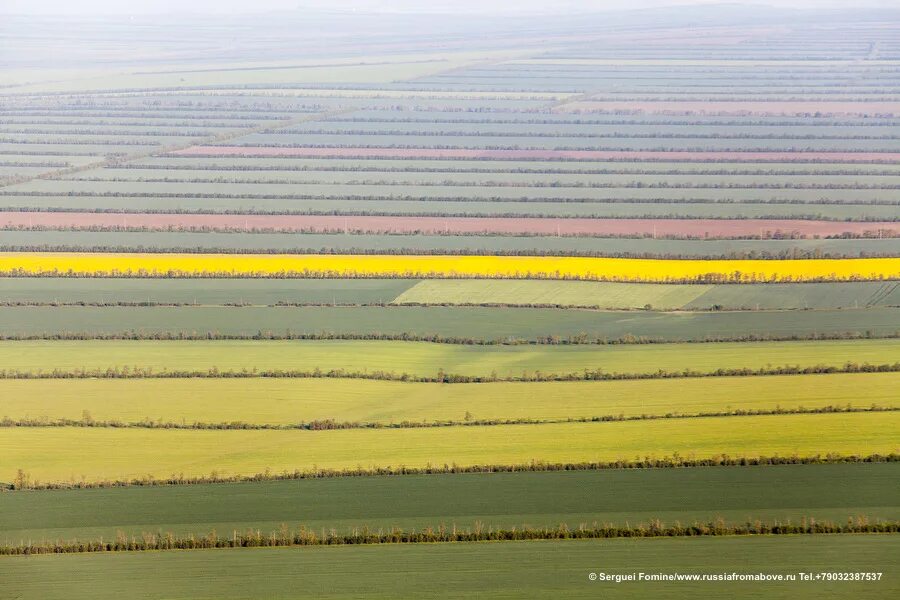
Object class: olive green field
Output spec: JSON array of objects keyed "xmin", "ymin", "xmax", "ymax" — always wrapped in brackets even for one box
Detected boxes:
[
  {"xmin": 0, "ymin": 305, "xmax": 897, "ymax": 341},
  {"xmin": 2, "ymin": 464, "xmax": 897, "ymax": 543},
  {"xmin": 3, "ymin": 412, "xmax": 897, "ymax": 485},
  {"xmin": 2, "ymin": 372, "xmax": 897, "ymax": 425},
  {"xmin": 0, "ymin": 338, "xmax": 895, "ymax": 377},
  {"xmin": 2, "ymin": 278, "xmax": 898, "ymax": 310}
]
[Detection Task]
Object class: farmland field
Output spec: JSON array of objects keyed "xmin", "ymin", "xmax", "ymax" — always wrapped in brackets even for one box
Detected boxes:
[
  {"xmin": 0, "ymin": 305, "xmax": 897, "ymax": 341},
  {"xmin": 2, "ymin": 277, "xmax": 897, "ymax": 309},
  {"xmin": 2, "ymin": 372, "xmax": 897, "ymax": 426},
  {"xmin": 2, "ymin": 464, "xmax": 896, "ymax": 542},
  {"xmin": 3, "ymin": 413, "xmax": 897, "ymax": 484},
  {"xmin": 2, "ymin": 5, "xmax": 899, "ymax": 598},
  {"xmin": 2, "ymin": 212, "xmax": 897, "ymax": 238},
  {"xmin": 0, "ymin": 338, "xmax": 896, "ymax": 377},
  {"xmin": 2, "ymin": 536, "xmax": 897, "ymax": 600}
]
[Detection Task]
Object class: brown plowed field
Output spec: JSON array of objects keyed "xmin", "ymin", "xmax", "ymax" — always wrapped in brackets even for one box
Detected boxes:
[
  {"xmin": 556, "ymin": 101, "xmax": 900, "ymax": 116},
  {"xmin": 3, "ymin": 212, "xmax": 896, "ymax": 238},
  {"xmin": 168, "ymin": 146, "xmax": 900, "ymax": 162}
]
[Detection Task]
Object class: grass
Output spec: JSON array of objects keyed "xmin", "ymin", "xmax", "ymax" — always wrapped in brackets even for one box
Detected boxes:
[
  {"xmin": 1, "ymin": 463, "xmax": 896, "ymax": 543},
  {"xmin": 0, "ymin": 305, "xmax": 897, "ymax": 341},
  {"xmin": 1, "ymin": 536, "xmax": 897, "ymax": 599},
  {"xmin": 0, "ymin": 338, "xmax": 895, "ymax": 377},
  {"xmin": 2, "ymin": 252, "xmax": 898, "ymax": 282},
  {"xmin": 2, "ymin": 412, "xmax": 897, "ymax": 484},
  {"xmin": 2, "ymin": 372, "xmax": 898, "ymax": 426}
]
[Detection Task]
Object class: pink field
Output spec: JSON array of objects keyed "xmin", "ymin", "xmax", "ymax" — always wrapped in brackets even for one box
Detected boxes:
[
  {"xmin": 557, "ymin": 101, "xmax": 900, "ymax": 117},
  {"xmin": 3, "ymin": 212, "xmax": 896, "ymax": 238},
  {"xmin": 168, "ymin": 146, "xmax": 900, "ymax": 163}
]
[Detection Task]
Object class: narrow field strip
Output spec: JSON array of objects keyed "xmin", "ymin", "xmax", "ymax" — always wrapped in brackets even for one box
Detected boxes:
[
  {"xmin": 2, "ymin": 278, "xmax": 895, "ymax": 310},
  {"xmin": 555, "ymin": 100, "xmax": 900, "ymax": 117},
  {"xmin": 1, "ymin": 252, "xmax": 897, "ymax": 281},
  {"xmin": 3, "ymin": 464, "xmax": 895, "ymax": 543},
  {"xmin": 1, "ymin": 537, "xmax": 896, "ymax": 599},
  {"xmin": 394, "ymin": 279, "xmax": 900, "ymax": 309},
  {"xmin": 169, "ymin": 146, "xmax": 900, "ymax": 162},
  {"xmin": 2, "ymin": 413, "xmax": 896, "ymax": 484},
  {"xmin": 5, "ymin": 231, "xmax": 897, "ymax": 259},
  {"xmin": 0, "ymin": 339, "xmax": 895, "ymax": 379},
  {"xmin": 3, "ymin": 212, "xmax": 895, "ymax": 238},
  {"xmin": 1, "ymin": 373, "xmax": 896, "ymax": 428},
  {"xmin": 0, "ymin": 305, "xmax": 896, "ymax": 343}
]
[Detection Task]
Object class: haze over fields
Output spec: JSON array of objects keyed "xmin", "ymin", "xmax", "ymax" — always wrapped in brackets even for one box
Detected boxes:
[{"xmin": 0, "ymin": 3, "xmax": 899, "ymax": 598}]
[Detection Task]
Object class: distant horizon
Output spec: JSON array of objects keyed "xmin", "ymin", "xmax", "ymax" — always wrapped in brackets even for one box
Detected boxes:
[{"xmin": 4, "ymin": 0, "xmax": 899, "ymax": 17}]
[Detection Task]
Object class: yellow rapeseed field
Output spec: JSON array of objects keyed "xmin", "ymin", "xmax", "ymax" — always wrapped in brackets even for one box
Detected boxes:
[{"xmin": 1, "ymin": 252, "xmax": 898, "ymax": 282}]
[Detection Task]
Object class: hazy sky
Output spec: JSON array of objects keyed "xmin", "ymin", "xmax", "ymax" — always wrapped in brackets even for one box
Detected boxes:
[{"xmin": 5, "ymin": 0, "xmax": 898, "ymax": 15}]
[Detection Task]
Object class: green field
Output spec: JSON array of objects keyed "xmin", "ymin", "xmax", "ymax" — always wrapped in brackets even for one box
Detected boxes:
[
  {"xmin": 0, "ymin": 305, "xmax": 896, "ymax": 341},
  {"xmin": 1, "ymin": 536, "xmax": 896, "ymax": 599},
  {"xmin": 1, "ymin": 464, "xmax": 896, "ymax": 543},
  {"xmin": 0, "ymin": 277, "xmax": 418, "ymax": 305},
  {"xmin": 3, "ymin": 277, "xmax": 897, "ymax": 310},
  {"xmin": 395, "ymin": 280, "xmax": 900, "ymax": 310},
  {"xmin": 2, "ymin": 372, "xmax": 897, "ymax": 425},
  {"xmin": 3, "ymin": 413, "xmax": 896, "ymax": 484},
  {"xmin": 0, "ymin": 338, "xmax": 895, "ymax": 377}
]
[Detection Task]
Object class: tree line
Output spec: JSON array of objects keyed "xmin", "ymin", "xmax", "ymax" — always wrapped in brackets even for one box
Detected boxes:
[
  {"xmin": 7, "ymin": 190, "xmax": 896, "ymax": 206},
  {"xmin": 112, "ymin": 163, "xmax": 900, "ymax": 176},
  {"xmin": 6, "ymin": 452, "xmax": 897, "ymax": 491},
  {"xmin": 16, "ymin": 223, "xmax": 894, "ymax": 240},
  {"xmin": 2, "ymin": 243, "xmax": 894, "ymax": 260},
  {"xmin": 272, "ymin": 128, "xmax": 900, "ymax": 141},
  {"xmin": 2, "ymin": 268, "xmax": 894, "ymax": 283},
  {"xmin": 3, "ymin": 518, "xmax": 897, "ymax": 556},
  {"xmin": 73, "ymin": 175, "xmax": 900, "ymax": 190},
  {"xmin": 0, "ymin": 331, "xmax": 895, "ymax": 346},
  {"xmin": 322, "ymin": 116, "xmax": 900, "ymax": 127},
  {"xmin": 3, "ymin": 206, "xmax": 895, "ymax": 222},
  {"xmin": 3, "ymin": 404, "xmax": 893, "ymax": 432},
  {"xmin": 0, "ymin": 361, "xmax": 897, "ymax": 383},
  {"xmin": 167, "ymin": 141, "xmax": 900, "ymax": 152}
]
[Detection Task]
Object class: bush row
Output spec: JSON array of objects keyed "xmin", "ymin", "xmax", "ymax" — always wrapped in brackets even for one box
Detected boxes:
[
  {"xmin": 4, "ymin": 224, "xmax": 896, "ymax": 241},
  {"xmin": 3, "ymin": 404, "xmax": 894, "ymax": 432},
  {"xmin": 0, "ymin": 331, "xmax": 896, "ymax": 346},
  {"xmin": 1, "ymin": 206, "xmax": 895, "ymax": 222},
  {"xmin": 1, "ymin": 244, "xmax": 894, "ymax": 260},
  {"xmin": 5, "ymin": 190, "xmax": 896, "ymax": 206},
  {"xmin": 3, "ymin": 518, "xmax": 897, "ymax": 556},
  {"xmin": 72, "ymin": 176, "xmax": 900, "ymax": 190},
  {"xmin": 0, "ymin": 362, "xmax": 897, "ymax": 383},
  {"xmin": 2, "ymin": 269, "xmax": 894, "ymax": 283},
  {"xmin": 6, "ymin": 453, "xmax": 898, "ymax": 491}
]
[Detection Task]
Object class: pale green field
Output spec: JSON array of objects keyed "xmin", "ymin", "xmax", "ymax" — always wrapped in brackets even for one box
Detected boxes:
[
  {"xmin": 0, "ymin": 339, "xmax": 896, "ymax": 378},
  {"xmin": 2, "ymin": 373, "xmax": 897, "ymax": 425},
  {"xmin": 3, "ymin": 536, "xmax": 898, "ymax": 600},
  {"xmin": 2, "ymin": 412, "xmax": 896, "ymax": 484},
  {"xmin": 394, "ymin": 279, "xmax": 712, "ymax": 308},
  {"xmin": 394, "ymin": 280, "xmax": 900, "ymax": 310}
]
